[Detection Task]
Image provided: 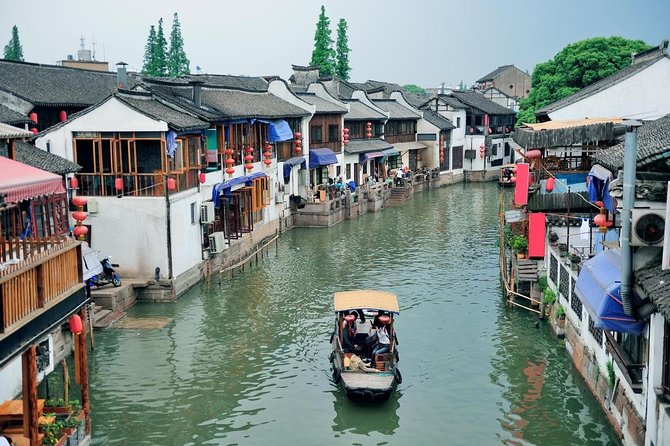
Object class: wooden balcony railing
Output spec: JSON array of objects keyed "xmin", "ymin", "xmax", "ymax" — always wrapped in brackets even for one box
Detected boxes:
[
  {"xmin": 0, "ymin": 237, "xmax": 82, "ymax": 334},
  {"xmin": 76, "ymin": 169, "xmax": 200, "ymax": 197}
]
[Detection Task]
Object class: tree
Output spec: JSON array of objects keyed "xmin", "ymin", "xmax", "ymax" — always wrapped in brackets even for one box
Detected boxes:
[
  {"xmin": 3, "ymin": 25, "xmax": 24, "ymax": 61},
  {"xmin": 335, "ymin": 19, "xmax": 351, "ymax": 80},
  {"xmin": 309, "ymin": 5, "xmax": 335, "ymax": 77},
  {"xmin": 141, "ymin": 25, "xmax": 158, "ymax": 75},
  {"xmin": 154, "ymin": 18, "xmax": 168, "ymax": 76},
  {"xmin": 403, "ymin": 84, "xmax": 426, "ymax": 95},
  {"xmin": 168, "ymin": 12, "xmax": 190, "ymax": 77},
  {"xmin": 516, "ymin": 36, "xmax": 650, "ymax": 125}
]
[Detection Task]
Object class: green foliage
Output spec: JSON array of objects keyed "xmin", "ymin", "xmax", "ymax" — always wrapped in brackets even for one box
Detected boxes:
[
  {"xmin": 167, "ymin": 13, "xmax": 190, "ymax": 77},
  {"xmin": 41, "ymin": 420, "xmax": 65, "ymax": 446},
  {"xmin": 44, "ymin": 398, "xmax": 67, "ymax": 408},
  {"xmin": 556, "ymin": 304, "xmax": 565, "ymax": 318},
  {"xmin": 310, "ymin": 5, "xmax": 335, "ymax": 77},
  {"xmin": 142, "ymin": 25, "xmax": 158, "ymax": 76},
  {"xmin": 334, "ymin": 18, "xmax": 351, "ymax": 80},
  {"xmin": 606, "ymin": 360, "xmax": 615, "ymax": 387},
  {"xmin": 509, "ymin": 235, "xmax": 528, "ymax": 253},
  {"xmin": 537, "ymin": 275, "xmax": 548, "ymax": 293},
  {"xmin": 516, "ymin": 36, "xmax": 650, "ymax": 126},
  {"xmin": 154, "ymin": 18, "xmax": 168, "ymax": 76},
  {"xmin": 3, "ymin": 25, "xmax": 24, "ymax": 61},
  {"xmin": 542, "ymin": 287, "xmax": 556, "ymax": 305},
  {"xmin": 403, "ymin": 84, "xmax": 426, "ymax": 95}
]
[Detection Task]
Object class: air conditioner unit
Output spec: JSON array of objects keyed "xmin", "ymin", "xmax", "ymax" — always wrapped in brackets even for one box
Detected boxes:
[
  {"xmin": 209, "ymin": 231, "xmax": 225, "ymax": 254},
  {"xmin": 200, "ymin": 202, "xmax": 215, "ymax": 224},
  {"xmin": 631, "ymin": 207, "xmax": 665, "ymax": 247},
  {"xmin": 275, "ymin": 193, "xmax": 284, "ymax": 204}
]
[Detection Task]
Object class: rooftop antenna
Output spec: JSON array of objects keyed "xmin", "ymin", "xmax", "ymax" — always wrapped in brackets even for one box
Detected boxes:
[
  {"xmin": 79, "ymin": 35, "xmax": 85, "ymax": 51},
  {"xmin": 92, "ymin": 34, "xmax": 96, "ymax": 60}
]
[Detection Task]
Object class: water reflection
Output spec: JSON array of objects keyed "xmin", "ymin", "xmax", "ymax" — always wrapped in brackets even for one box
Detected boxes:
[{"xmin": 331, "ymin": 390, "xmax": 401, "ymax": 437}]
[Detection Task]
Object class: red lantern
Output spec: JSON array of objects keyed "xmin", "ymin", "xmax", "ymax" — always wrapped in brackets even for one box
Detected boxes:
[
  {"xmin": 546, "ymin": 177, "xmax": 555, "ymax": 193},
  {"xmin": 73, "ymin": 225, "xmax": 89, "ymax": 238},
  {"xmin": 199, "ymin": 172, "xmax": 206, "ymax": 184},
  {"xmin": 72, "ymin": 196, "xmax": 87, "ymax": 207},
  {"xmin": 29, "ymin": 112, "xmax": 38, "ymax": 124},
  {"xmin": 594, "ymin": 212, "xmax": 613, "ymax": 230},
  {"xmin": 69, "ymin": 176, "xmax": 79, "ymax": 189},
  {"xmin": 263, "ymin": 159, "xmax": 272, "ymax": 166},
  {"xmin": 265, "ymin": 143, "xmax": 273, "ymax": 151},
  {"xmin": 225, "ymin": 158, "xmax": 235, "ymax": 166},
  {"xmin": 225, "ymin": 149, "xmax": 234, "ymax": 156},
  {"xmin": 263, "ymin": 150, "xmax": 272, "ymax": 158},
  {"xmin": 294, "ymin": 132, "xmax": 302, "ymax": 139},
  {"xmin": 594, "ymin": 200, "xmax": 604, "ymax": 208},
  {"xmin": 115, "ymin": 178, "xmax": 123, "ymax": 191},
  {"xmin": 510, "ymin": 175, "xmax": 517, "ymax": 184},
  {"xmin": 525, "ymin": 149, "xmax": 542, "ymax": 159},
  {"xmin": 244, "ymin": 155, "xmax": 254, "ymax": 162},
  {"xmin": 68, "ymin": 314, "xmax": 83, "ymax": 334},
  {"xmin": 30, "ymin": 127, "xmax": 38, "ymax": 134},
  {"xmin": 72, "ymin": 211, "xmax": 87, "ymax": 222},
  {"xmin": 59, "ymin": 110, "xmax": 68, "ymax": 122},
  {"xmin": 245, "ymin": 163, "xmax": 254, "ymax": 172},
  {"xmin": 225, "ymin": 167, "xmax": 235, "ymax": 176},
  {"xmin": 167, "ymin": 178, "xmax": 176, "ymax": 190}
]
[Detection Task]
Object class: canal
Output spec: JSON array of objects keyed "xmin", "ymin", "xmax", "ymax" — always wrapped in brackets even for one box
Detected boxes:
[{"xmin": 89, "ymin": 182, "xmax": 619, "ymax": 445}]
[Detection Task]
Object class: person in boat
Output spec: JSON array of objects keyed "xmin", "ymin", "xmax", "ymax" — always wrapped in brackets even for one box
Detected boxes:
[
  {"xmin": 370, "ymin": 318, "xmax": 391, "ymax": 368},
  {"xmin": 342, "ymin": 314, "xmax": 362, "ymax": 354}
]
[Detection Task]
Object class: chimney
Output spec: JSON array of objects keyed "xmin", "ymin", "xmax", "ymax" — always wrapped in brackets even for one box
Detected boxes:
[
  {"xmin": 190, "ymin": 80, "xmax": 204, "ymax": 107},
  {"xmin": 116, "ymin": 61, "xmax": 128, "ymax": 90}
]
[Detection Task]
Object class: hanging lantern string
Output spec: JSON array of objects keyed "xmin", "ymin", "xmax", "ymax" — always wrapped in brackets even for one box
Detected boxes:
[
  {"xmin": 533, "ymin": 159, "xmax": 602, "ymax": 212},
  {"xmin": 108, "ymin": 178, "xmax": 176, "ymax": 198}
]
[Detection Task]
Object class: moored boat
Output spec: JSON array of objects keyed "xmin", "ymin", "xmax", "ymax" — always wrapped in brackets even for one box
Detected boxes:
[{"xmin": 329, "ymin": 290, "xmax": 402, "ymax": 401}]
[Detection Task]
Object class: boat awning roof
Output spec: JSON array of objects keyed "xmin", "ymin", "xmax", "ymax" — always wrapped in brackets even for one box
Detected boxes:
[
  {"xmin": 334, "ymin": 290, "xmax": 399, "ymax": 313},
  {"xmin": 574, "ymin": 249, "xmax": 645, "ymax": 335},
  {"xmin": 360, "ymin": 151, "xmax": 384, "ymax": 163},
  {"xmin": 309, "ymin": 148, "xmax": 338, "ymax": 169},
  {"xmin": 282, "ymin": 156, "xmax": 306, "ymax": 178},
  {"xmin": 393, "ymin": 141, "xmax": 428, "ymax": 152},
  {"xmin": 0, "ymin": 155, "xmax": 66, "ymax": 203}
]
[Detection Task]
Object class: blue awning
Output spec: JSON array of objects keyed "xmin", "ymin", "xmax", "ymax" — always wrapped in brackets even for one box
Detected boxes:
[
  {"xmin": 282, "ymin": 156, "xmax": 306, "ymax": 180},
  {"xmin": 257, "ymin": 119, "xmax": 293, "ymax": 142},
  {"xmin": 574, "ymin": 249, "xmax": 645, "ymax": 335},
  {"xmin": 382, "ymin": 148, "xmax": 399, "ymax": 157},
  {"xmin": 211, "ymin": 173, "xmax": 267, "ymax": 207},
  {"xmin": 360, "ymin": 151, "xmax": 385, "ymax": 163},
  {"xmin": 309, "ymin": 148, "xmax": 338, "ymax": 169}
]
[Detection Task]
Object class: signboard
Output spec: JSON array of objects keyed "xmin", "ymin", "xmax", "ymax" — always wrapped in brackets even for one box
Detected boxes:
[
  {"xmin": 663, "ymin": 181, "xmax": 670, "ymax": 270},
  {"xmin": 528, "ymin": 213, "xmax": 546, "ymax": 258},
  {"xmin": 505, "ymin": 209, "xmax": 527, "ymax": 223},
  {"xmin": 514, "ymin": 163, "xmax": 530, "ymax": 206}
]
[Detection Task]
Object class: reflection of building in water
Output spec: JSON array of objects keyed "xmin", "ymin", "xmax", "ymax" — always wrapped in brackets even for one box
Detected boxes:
[{"xmin": 331, "ymin": 390, "xmax": 400, "ymax": 437}]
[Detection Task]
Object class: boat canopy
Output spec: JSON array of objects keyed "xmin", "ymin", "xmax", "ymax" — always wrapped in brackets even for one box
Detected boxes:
[{"xmin": 333, "ymin": 290, "xmax": 399, "ymax": 314}]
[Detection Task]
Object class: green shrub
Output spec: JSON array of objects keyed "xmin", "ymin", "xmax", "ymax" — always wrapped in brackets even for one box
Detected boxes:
[
  {"xmin": 543, "ymin": 288, "xmax": 556, "ymax": 305},
  {"xmin": 537, "ymin": 275, "xmax": 548, "ymax": 293},
  {"xmin": 510, "ymin": 235, "xmax": 528, "ymax": 253},
  {"xmin": 606, "ymin": 360, "xmax": 615, "ymax": 387},
  {"xmin": 556, "ymin": 304, "xmax": 565, "ymax": 318}
]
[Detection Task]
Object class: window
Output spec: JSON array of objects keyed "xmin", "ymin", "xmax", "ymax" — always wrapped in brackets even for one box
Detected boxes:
[
  {"xmin": 456, "ymin": 117, "xmax": 461, "ymax": 128},
  {"xmin": 190, "ymin": 202, "xmax": 196, "ymax": 225},
  {"xmin": 452, "ymin": 146, "xmax": 463, "ymax": 169},
  {"xmin": 605, "ymin": 330, "xmax": 644, "ymax": 391},
  {"xmin": 328, "ymin": 124, "xmax": 339, "ymax": 142},
  {"xmin": 346, "ymin": 164, "xmax": 351, "ymax": 180},
  {"xmin": 504, "ymin": 142, "xmax": 511, "ymax": 157},
  {"xmin": 491, "ymin": 144, "xmax": 498, "ymax": 156},
  {"xmin": 311, "ymin": 125, "xmax": 322, "ymax": 143},
  {"xmin": 336, "ymin": 166, "xmax": 341, "ymax": 177}
]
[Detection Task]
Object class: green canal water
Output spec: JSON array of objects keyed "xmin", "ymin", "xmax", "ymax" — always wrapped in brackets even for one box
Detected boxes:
[{"xmin": 89, "ymin": 183, "xmax": 619, "ymax": 445}]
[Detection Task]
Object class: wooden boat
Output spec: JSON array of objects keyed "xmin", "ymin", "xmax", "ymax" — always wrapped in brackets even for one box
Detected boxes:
[
  {"xmin": 499, "ymin": 163, "xmax": 517, "ymax": 187},
  {"xmin": 329, "ymin": 290, "xmax": 401, "ymax": 400}
]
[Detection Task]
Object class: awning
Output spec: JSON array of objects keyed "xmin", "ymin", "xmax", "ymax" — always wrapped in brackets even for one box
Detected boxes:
[
  {"xmin": 309, "ymin": 148, "xmax": 338, "ymax": 169},
  {"xmin": 333, "ymin": 290, "xmax": 400, "ymax": 314},
  {"xmin": 0, "ymin": 156, "xmax": 66, "ymax": 203},
  {"xmin": 360, "ymin": 151, "xmax": 384, "ymax": 163},
  {"xmin": 257, "ymin": 119, "xmax": 293, "ymax": 142},
  {"xmin": 211, "ymin": 173, "xmax": 267, "ymax": 206},
  {"xmin": 574, "ymin": 249, "xmax": 645, "ymax": 335},
  {"xmin": 392, "ymin": 141, "xmax": 428, "ymax": 152},
  {"xmin": 382, "ymin": 148, "xmax": 399, "ymax": 157},
  {"xmin": 282, "ymin": 156, "xmax": 306, "ymax": 179}
]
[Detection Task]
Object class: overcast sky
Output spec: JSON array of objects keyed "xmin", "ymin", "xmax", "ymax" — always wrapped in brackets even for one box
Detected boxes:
[{"xmin": 2, "ymin": 0, "xmax": 668, "ymax": 88}]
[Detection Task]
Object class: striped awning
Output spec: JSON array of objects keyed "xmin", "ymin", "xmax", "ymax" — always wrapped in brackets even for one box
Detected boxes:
[{"xmin": 0, "ymin": 156, "xmax": 65, "ymax": 203}]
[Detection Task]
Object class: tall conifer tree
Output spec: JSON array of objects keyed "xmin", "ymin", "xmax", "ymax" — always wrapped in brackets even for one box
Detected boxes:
[
  {"xmin": 154, "ymin": 18, "xmax": 168, "ymax": 76},
  {"xmin": 168, "ymin": 12, "xmax": 190, "ymax": 77},
  {"xmin": 141, "ymin": 25, "xmax": 157, "ymax": 75},
  {"xmin": 309, "ymin": 6, "xmax": 335, "ymax": 76},
  {"xmin": 335, "ymin": 19, "xmax": 351, "ymax": 80},
  {"xmin": 3, "ymin": 25, "xmax": 24, "ymax": 61}
]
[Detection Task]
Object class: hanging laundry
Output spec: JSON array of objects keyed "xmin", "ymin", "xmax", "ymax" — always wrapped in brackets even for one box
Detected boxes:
[
  {"xmin": 587, "ymin": 165, "xmax": 615, "ymax": 212},
  {"xmin": 166, "ymin": 130, "xmax": 177, "ymax": 159},
  {"xmin": 580, "ymin": 218, "xmax": 590, "ymax": 241}
]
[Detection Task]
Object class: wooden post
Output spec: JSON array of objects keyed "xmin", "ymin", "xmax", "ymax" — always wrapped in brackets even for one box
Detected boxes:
[
  {"xmin": 21, "ymin": 345, "xmax": 39, "ymax": 446},
  {"xmin": 62, "ymin": 359, "xmax": 69, "ymax": 404},
  {"xmin": 78, "ymin": 307, "xmax": 91, "ymax": 435}
]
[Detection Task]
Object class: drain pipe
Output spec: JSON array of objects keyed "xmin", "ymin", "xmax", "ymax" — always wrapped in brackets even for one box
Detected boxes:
[{"xmin": 620, "ymin": 122, "xmax": 641, "ymax": 316}]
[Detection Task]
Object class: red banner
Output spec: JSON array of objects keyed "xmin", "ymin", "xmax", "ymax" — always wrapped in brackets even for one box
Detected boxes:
[
  {"xmin": 528, "ymin": 212, "xmax": 546, "ymax": 259},
  {"xmin": 514, "ymin": 163, "xmax": 529, "ymax": 206}
]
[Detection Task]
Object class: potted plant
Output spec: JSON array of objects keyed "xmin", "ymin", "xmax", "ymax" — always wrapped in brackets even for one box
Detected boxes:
[
  {"xmin": 548, "ymin": 231, "xmax": 559, "ymax": 245},
  {"xmin": 44, "ymin": 398, "xmax": 70, "ymax": 415},
  {"xmin": 41, "ymin": 419, "xmax": 66, "ymax": 446},
  {"xmin": 558, "ymin": 242, "xmax": 568, "ymax": 257},
  {"xmin": 570, "ymin": 253, "xmax": 581, "ymax": 271},
  {"xmin": 542, "ymin": 288, "xmax": 556, "ymax": 306},
  {"xmin": 510, "ymin": 235, "xmax": 528, "ymax": 259}
]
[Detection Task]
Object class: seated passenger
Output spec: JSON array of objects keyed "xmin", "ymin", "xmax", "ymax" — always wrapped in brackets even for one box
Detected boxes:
[
  {"xmin": 342, "ymin": 314, "xmax": 362, "ymax": 353},
  {"xmin": 370, "ymin": 316, "xmax": 391, "ymax": 368}
]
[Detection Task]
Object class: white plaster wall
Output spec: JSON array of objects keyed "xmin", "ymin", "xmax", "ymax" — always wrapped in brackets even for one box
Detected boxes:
[
  {"xmin": 416, "ymin": 117, "xmax": 439, "ymax": 169},
  {"xmin": 549, "ymin": 58, "xmax": 670, "ymax": 121},
  {"xmin": 35, "ymin": 97, "xmax": 168, "ymax": 163},
  {"xmin": 0, "ymin": 356, "xmax": 22, "ymax": 401},
  {"xmin": 644, "ymin": 313, "xmax": 669, "ymax": 446},
  {"xmin": 169, "ymin": 189, "xmax": 204, "ymax": 277},
  {"xmin": 85, "ymin": 196, "xmax": 169, "ymax": 278}
]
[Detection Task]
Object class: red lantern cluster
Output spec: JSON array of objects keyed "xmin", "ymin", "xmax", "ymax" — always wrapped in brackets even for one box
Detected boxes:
[
  {"xmin": 342, "ymin": 127, "xmax": 349, "ymax": 145},
  {"xmin": 224, "ymin": 148, "xmax": 235, "ymax": 177},
  {"xmin": 439, "ymin": 136, "xmax": 445, "ymax": 164},
  {"xmin": 244, "ymin": 147, "xmax": 254, "ymax": 172},
  {"xmin": 293, "ymin": 132, "xmax": 302, "ymax": 155},
  {"xmin": 365, "ymin": 122, "xmax": 372, "ymax": 139},
  {"xmin": 68, "ymin": 314, "xmax": 83, "ymax": 334},
  {"xmin": 71, "ymin": 195, "xmax": 88, "ymax": 241},
  {"xmin": 263, "ymin": 143, "xmax": 273, "ymax": 166}
]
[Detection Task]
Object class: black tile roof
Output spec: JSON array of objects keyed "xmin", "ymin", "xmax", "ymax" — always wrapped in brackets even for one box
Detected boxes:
[
  {"xmin": 420, "ymin": 94, "xmax": 467, "ymax": 110},
  {"xmin": 0, "ymin": 104, "xmax": 31, "ymax": 125},
  {"xmin": 150, "ymin": 85, "xmax": 310, "ymax": 121},
  {"xmin": 636, "ymin": 261, "xmax": 670, "ymax": 321},
  {"xmin": 296, "ymin": 92, "xmax": 347, "ymax": 114},
  {"xmin": 537, "ymin": 54, "xmax": 668, "ymax": 115},
  {"xmin": 372, "ymin": 99, "xmax": 420, "ymax": 120},
  {"xmin": 343, "ymin": 138, "xmax": 392, "ymax": 154},
  {"xmin": 450, "ymin": 91, "xmax": 516, "ymax": 115},
  {"xmin": 143, "ymin": 74, "xmax": 268, "ymax": 92},
  {"xmin": 476, "ymin": 65, "xmax": 514, "ymax": 83},
  {"xmin": 422, "ymin": 109, "xmax": 456, "ymax": 130},
  {"xmin": 116, "ymin": 91, "xmax": 210, "ymax": 132},
  {"xmin": 0, "ymin": 59, "xmax": 127, "ymax": 107},
  {"xmin": 592, "ymin": 114, "xmax": 670, "ymax": 171},
  {"xmin": 343, "ymin": 99, "xmax": 386, "ymax": 121},
  {"xmin": 0, "ymin": 141, "xmax": 80, "ymax": 175}
]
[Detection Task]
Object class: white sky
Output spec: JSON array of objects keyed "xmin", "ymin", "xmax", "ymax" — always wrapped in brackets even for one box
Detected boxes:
[{"xmin": 2, "ymin": 0, "xmax": 668, "ymax": 88}]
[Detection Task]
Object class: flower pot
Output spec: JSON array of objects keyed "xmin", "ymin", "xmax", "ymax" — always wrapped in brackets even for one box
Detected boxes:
[{"xmin": 44, "ymin": 406, "xmax": 70, "ymax": 415}]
